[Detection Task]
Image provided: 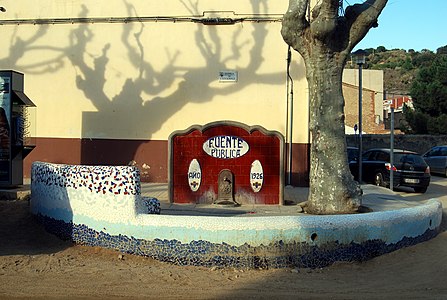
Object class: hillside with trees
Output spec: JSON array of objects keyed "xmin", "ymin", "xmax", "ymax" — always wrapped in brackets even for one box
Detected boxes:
[{"xmin": 346, "ymin": 45, "xmax": 447, "ymax": 134}]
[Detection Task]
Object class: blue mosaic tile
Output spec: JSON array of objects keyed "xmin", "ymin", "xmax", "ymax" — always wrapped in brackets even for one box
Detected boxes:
[
  {"xmin": 30, "ymin": 161, "xmax": 442, "ymax": 269},
  {"xmin": 141, "ymin": 197, "xmax": 161, "ymax": 214},
  {"xmin": 32, "ymin": 162, "xmax": 140, "ymax": 196},
  {"xmin": 35, "ymin": 214, "xmax": 440, "ymax": 269}
]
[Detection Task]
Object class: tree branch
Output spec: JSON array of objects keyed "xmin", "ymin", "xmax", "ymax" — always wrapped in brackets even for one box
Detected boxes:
[
  {"xmin": 310, "ymin": 0, "xmax": 340, "ymax": 40},
  {"xmin": 320, "ymin": 0, "xmax": 342, "ymax": 12},
  {"xmin": 281, "ymin": 0, "xmax": 310, "ymax": 51},
  {"xmin": 282, "ymin": 0, "xmax": 388, "ymax": 59},
  {"xmin": 345, "ymin": 0, "xmax": 388, "ymax": 51},
  {"xmin": 286, "ymin": 0, "xmax": 309, "ymax": 17}
]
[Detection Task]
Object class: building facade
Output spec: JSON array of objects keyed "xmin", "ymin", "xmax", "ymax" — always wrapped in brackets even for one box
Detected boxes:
[
  {"xmin": 0, "ymin": 1, "xmax": 382, "ymax": 187},
  {"xmin": 343, "ymin": 68, "xmax": 386, "ymax": 134}
]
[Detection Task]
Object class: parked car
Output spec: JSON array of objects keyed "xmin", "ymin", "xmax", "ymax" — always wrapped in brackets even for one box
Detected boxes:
[
  {"xmin": 347, "ymin": 146, "xmax": 359, "ymax": 163},
  {"xmin": 349, "ymin": 148, "xmax": 431, "ymax": 193},
  {"xmin": 422, "ymin": 145, "xmax": 447, "ymax": 177}
]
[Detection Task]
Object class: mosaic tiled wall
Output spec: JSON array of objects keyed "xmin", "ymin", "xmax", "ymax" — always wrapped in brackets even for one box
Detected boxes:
[
  {"xmin": 31, "ymin": 162, "xmax": 160, "ymax": 224},
  {"xmin": 31, "ymin": 162, "xmax": 443, "ymax": 269},
  {"xmin": 169, "ymin": 122, "xmax": 284, "ymax": 205}
]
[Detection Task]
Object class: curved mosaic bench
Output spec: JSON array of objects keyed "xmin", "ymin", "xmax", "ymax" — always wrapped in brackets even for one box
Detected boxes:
[{"xmin": 31, "ymin": 162, "xmax": 443, "ymax": 269}]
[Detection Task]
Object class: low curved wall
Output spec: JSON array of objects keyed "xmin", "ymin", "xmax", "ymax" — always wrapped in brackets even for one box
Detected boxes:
[{"xmin": 31, "ymin": 162, "xmax": 443, "ymax": 269}]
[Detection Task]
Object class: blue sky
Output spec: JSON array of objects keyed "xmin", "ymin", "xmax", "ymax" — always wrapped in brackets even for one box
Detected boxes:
[{"xmin": 349, "ymin": 0, "xmax": 447, "ymax": 52}]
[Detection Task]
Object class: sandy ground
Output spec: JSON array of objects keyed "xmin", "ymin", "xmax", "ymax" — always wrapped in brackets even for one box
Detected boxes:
[{"xmin": 1, "ymin": 196, "xmax": 447, "ymax": 299}]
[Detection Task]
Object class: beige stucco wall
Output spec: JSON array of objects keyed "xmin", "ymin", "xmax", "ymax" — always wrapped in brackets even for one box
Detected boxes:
[{"xmin": 0, "ymin": 1, "xmax": 310, "ymax": 144}]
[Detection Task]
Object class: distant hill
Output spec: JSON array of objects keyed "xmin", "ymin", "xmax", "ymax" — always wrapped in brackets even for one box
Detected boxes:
[{"xmin": 346, "ymin": 45, "xmax": 447, "ymax": 97}]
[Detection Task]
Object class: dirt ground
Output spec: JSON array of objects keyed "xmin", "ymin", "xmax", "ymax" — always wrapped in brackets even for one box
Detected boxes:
[{"xmin": 1, "ymin": 199, "xmax": 447, "ymax": 299}]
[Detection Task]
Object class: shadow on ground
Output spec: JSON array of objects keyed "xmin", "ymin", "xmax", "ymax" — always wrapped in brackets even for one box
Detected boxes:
[{"xmin": 0, "ymin": 200, "xmax": 72, "ymax": 256}]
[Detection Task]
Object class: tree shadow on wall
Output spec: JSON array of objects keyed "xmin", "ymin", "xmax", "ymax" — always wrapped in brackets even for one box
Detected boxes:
[
  {"xmin": 0, "ymin": 0, "xmax": 305, "ymax": 182},
  {"xmin": 74, "ymin": 0, "xmax": 286, "ymax": 182}
]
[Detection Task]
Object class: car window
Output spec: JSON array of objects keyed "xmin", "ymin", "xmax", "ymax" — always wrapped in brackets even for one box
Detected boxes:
[
  {"xmin": 427, "ymin": 148, "xmax": 441, "ymax": 157},
  {"xmin": 376, "ymin": 151, "xmax": 389, "ymax": 162},
  {"xmin": 362, "ymin": 151, "xmax": 373, "ymax": 161},
  {"xmin": 441, "ymin": 147, "xmax": 447, "ymax": 156},
  {"xmin": 347, "ymin": 148, "xmax": 359, "ymax": 161},
  {"xmin": 399, "ymin": 155, "xmax": 414, "ymax": 164},
  {"xmin": 396, "ymin": 154, "xmax": 425, "ymax": 164}
]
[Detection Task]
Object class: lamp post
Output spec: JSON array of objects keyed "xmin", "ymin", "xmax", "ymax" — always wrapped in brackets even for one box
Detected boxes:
[
  {"xmin": 352, "ymin": 49, "xmax": 366, "ymax": 184},
  {"xmin": 390, "ymin": 99, "xmax": 395, "ymax": 191}
]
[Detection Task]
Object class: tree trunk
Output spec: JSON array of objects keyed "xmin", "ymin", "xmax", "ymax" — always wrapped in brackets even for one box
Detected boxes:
[
  {"xmin": 305, "ymin": 52, "xmax": 362, "ymax": 214},
  {"xmin": 281, "ymin": 0, "xmax": 388, "ymax": 214}
]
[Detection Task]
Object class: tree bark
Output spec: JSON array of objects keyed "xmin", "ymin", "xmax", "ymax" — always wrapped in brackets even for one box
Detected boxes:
[
  {"xmin": 282, "ymin": 0, "xmax": 388, "ymax": 214},
  {"xmin": 306, "ymin": 54, "xmax": 362, "ymax": 214}
]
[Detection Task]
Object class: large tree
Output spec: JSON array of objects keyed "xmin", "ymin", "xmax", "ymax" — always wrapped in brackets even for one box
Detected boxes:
[{"xmin": 281, "ymin": 0, "xmax": 388, "ymax": 214}]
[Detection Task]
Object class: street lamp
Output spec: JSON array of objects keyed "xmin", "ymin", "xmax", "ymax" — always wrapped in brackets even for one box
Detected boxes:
[{"xmin": 352, "ymin": 49, "xmax": 366, "ymax": 184}]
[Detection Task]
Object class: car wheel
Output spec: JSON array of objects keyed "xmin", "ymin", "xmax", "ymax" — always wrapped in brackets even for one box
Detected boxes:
[
  {"xmin": 414, "ymin": 186, "xmax": 428, "ymax": 193},
  {"xmin": 374, "ymin": 172, "xmax": 385, "ymax": 187}
]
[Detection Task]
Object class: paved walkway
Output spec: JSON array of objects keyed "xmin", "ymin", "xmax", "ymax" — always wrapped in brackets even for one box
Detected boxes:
[
  {"xmin": 141, "ymin": 183, "xmax": 430, "ymax": 216},
  {"xmin": 0, "ymin": 180, "xmax": 431, "ymax": 216}
]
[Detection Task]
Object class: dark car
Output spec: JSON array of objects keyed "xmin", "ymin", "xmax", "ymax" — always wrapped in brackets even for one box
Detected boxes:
[
  {"xmin": 349, "ymin": 148, "xmax": 431, "ymax": 193},
  {"xmin": 422, "ymin": 145, "xmax": 447, "ymax": 177},
  {"xmin": 347, "ymin": 146, "xmax": 359, "ymax": 163}
]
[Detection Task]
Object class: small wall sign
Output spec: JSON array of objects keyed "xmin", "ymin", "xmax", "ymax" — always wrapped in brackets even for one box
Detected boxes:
[
  {"xmin": 250, "ymin": 160, "xmax": 263, "ymax": 193},
  {"xmin": 219, "ymin": 70, "xmax": 238, "ymax": 82},
  {"xmin": 188, "ymin": 159, "xmax": 201, "ymax": 192},
  {"xmin": 203, "ymin": 135, "xmax": 249, "ymax": 159}
]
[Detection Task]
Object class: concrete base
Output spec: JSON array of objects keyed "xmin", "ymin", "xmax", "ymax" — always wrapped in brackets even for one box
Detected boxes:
[
  {"xmin": 0, "ymin": 184, "xmax": 31, "ymax": 200},
  {"xmin": 29, "ymin": 162, "xmax": 444, "ymax": 269},
  {"xmin": 34, "ymin": 199, "xmax": 442, "ymax": 269}
]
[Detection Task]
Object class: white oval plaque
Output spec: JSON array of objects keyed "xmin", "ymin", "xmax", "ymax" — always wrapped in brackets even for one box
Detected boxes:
[
  {"xmin": 202, "ymin": 135, "xmax": 249, "ymax": 159},
  {"xmin": 250, "ymin": 160, "xmax": 263, "ymax": 193},
  {"xmin": 188, "ymin": 159, "xmax": 201, "ymax": 192}
]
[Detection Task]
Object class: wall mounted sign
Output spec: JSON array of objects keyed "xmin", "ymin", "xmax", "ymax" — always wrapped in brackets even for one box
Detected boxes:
[
  {"xmin": 188, "ymin": 159, "xmax": 201, "ymax": 192},
  {"xmin": 219, "ymin": 70, "xmax": 238, "ymax": 82},
  {"xmin": 250, "ymin": 160, "xmax": 263, "ymax": 193},
  {"xmin": 203, "ymin": 135, "xmax": 249, "ymax": 159},
  {"xmin": 170, "ymin": 122, "xmax": 283, "ymax": 205}
]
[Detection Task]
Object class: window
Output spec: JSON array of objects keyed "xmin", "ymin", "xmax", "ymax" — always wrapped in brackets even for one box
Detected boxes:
[
  {"xmin": 376, "ymin": 151, "xmax": 389, "ymax": 162},
  {"xmin": 427, "ymin": 147, "xmax": 441, "ymax": 157},
  {"xmin": 396, "ymin": 154, "xmax": 424, "ymax": 164},
  {"xmin": 362, "ymin": 151, "xmax": 373, "ymax": 161}
]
